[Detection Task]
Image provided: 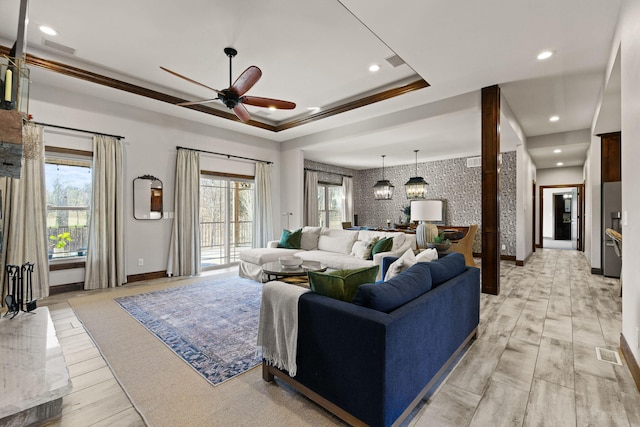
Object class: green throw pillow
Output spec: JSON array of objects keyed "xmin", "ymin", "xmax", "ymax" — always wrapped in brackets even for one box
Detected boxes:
[
  {"xmin": 308, "ymin": 266, "xmax": 379, "ymax": 302},
  {"xmin": 278, "ymin": 228, "xmax": 302, "ymax": 249},
  {"xmin": 370, "ymin": 237, "xmax": 394, "ymax": 258}
]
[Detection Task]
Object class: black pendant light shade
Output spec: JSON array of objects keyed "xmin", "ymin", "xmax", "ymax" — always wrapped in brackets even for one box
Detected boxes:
[
  {"xmin": 405, "ymin": 149, "xmax": 428, "ymax": 199},
  {"xmin": 373, "ymin": 155, "xmax": 394, "ymax": 200}
]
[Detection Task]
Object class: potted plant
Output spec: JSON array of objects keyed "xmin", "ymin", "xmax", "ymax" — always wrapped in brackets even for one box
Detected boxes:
[
  {"xmin": 49, "ymin": 232, "xmax": 72, "ymax": 258},
  {"xmin": 429, "ymin": 233, "xmax": 451, "ymax": 252}
]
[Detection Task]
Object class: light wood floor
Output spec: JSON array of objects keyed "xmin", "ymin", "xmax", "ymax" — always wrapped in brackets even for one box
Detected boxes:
[{"xmin": 36, "ymin": 250, "xmax": 639, "ymax": 426}]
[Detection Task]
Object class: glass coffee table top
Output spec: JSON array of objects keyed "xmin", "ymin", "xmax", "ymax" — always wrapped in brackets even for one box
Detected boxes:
[{"xmin": 261, "ymin": 261, "xmax": 326, "ymax": 278}]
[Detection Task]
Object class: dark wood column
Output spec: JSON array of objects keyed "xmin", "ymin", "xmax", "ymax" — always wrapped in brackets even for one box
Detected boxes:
[{"xmin": 481, "ymin": 85, "xmax": 501, "ymax": 295}]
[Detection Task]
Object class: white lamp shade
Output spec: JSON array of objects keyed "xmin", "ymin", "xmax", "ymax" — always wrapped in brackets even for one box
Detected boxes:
[{"xmin": 411, "ymin": 200, "xmax": 443, "ymax": 222}]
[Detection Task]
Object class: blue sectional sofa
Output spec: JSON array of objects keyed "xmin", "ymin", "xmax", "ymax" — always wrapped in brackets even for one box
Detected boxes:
[{"xmin": 262, "ymin": 252, "xmax": 481, "ymax": 427}]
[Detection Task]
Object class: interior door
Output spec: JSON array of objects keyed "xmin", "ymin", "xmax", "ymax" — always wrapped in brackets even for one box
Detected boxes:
[{"xmin": 571, "ymin": 188, "xmax": 578, "ymax": 249}]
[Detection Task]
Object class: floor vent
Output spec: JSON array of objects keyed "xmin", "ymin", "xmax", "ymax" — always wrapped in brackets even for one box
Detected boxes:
[
  {"xmin": 595, "ymin": 347, "xmax": 622, "ymax": 365},
  {"xmin": 385, "ymin": 54, "xmax": 405, "ymax": 68},
  {"xmin": 466, "ymin": 156, "xmax": 482, "ymax": 168}
]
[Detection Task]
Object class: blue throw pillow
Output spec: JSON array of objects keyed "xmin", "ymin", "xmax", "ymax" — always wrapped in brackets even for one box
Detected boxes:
[
  {"xmin": 427, "ymin": 253, "xmax": 466, "ymax": 286},
  {"xmin": 352, "ymin": 262, "xmax": 432, "ymax": 313}
]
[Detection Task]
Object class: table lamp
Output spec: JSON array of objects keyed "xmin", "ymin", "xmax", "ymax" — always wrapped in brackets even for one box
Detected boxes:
[{"xmin": 411, "ymin": 200, "xmax": 443, "ymax": 249}]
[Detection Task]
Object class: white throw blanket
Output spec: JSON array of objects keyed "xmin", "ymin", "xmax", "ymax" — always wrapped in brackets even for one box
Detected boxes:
[{"xmin": 257, "ymin": 281, "xmax": 310, "ymax": 377}]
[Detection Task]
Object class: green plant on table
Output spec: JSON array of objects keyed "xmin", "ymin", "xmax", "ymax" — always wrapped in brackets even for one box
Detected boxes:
[
  {"xmin": 433, "ymin": 233, "xmax": 451, "ymax": 245},
  {"xmin": 49, "ymin": 232, "xmax": 72, "ymax": 249}
]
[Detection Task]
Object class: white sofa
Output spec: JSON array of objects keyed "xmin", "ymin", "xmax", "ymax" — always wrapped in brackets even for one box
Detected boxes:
[{"xmin": 239, "ymin": 226, "xmax": 417, "ymax": 282}]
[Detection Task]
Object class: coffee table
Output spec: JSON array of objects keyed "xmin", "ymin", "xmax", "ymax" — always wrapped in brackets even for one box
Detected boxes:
[{"xmin": 261, "ymin": 261, "xmax": 327, "ymax": 282}]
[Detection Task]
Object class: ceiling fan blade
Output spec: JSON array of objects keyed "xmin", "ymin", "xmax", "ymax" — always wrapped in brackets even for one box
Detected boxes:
[
  {"xmin": 233, "ymin": 103, "xmax": 251, "ymax": 122},
  {"xmin": 176, "ymin": 99, "xmax": 219, "ymax": 107},
  {"xmin": 242, "ymin": 96, "xmax": 296, "ymax": 110},
  {"xmin": 231, "ymin": 66, "xmax": 262, "ymax": 96},
  {"xmin": 160, "ymin": 66, "xmax": 221, "ymax": 94}
]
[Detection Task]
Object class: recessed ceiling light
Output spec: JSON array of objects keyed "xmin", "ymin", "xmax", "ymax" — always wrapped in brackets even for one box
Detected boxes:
[
  {"xmin": 39, "ymin": 25, "xmax": 58, "ymax": 36},
  {"xmin": 369, "ymin": 64, "xmax": 380, "ymax": 72},
  {"xmin": 537, "ymin": 50, "xmax": 553, "ymax": 60},
  {"xmin": 557, "ymin": 162, "xmax": 564, "ymax": 166},
  {"xmin": 268, "ymin": 106, "xmax": 277, "ymax": 111},
  {"xmin": 554, "ymin": 149, "xmax": 562, "ymax": 153},
  {"xmin": 549, "ymin": 115, "xmax": 560, "ymax": 122}
]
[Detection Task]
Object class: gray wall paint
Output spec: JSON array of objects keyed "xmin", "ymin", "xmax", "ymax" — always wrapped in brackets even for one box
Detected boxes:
[{"xmin": 306, "ymin": 151, "xmax": 517, "ymax": 256}]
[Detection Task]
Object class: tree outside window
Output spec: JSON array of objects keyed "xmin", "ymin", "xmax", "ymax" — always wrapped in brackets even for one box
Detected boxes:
[{"xmin": 45, "ymin": 160, "xmax": 92, "ymax": 259}]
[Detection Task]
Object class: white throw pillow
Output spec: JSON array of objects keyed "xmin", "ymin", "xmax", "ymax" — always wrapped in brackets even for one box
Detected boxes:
[
  {"xmin": 384, "ymin": 248, "xmax": 417, "ymax": 281},
  {"xmin": 350, "ymin": 238, "xmax": 379, "ymax": 260},
  {"xmin": 416, "ymin": 248, "xmax": 438, "ymax": 263}
]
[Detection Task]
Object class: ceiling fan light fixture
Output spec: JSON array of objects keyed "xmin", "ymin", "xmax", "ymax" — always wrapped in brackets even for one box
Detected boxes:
[
  {"xmin": 374, "ymin": 155, "xmax": 394, "ymax": 200},
  {"xmin": 405, "ymin": 150, "xmax": 428, "ymax": 200}
]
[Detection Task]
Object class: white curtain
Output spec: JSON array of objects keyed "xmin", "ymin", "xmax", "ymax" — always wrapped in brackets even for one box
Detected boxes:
[
  {"xmin": 342, "ymin": 176, "xmax": 354, "ymax": 224},
  {"xmin": 84, "ymin": 135, "xmax": 125, "ymax": 290},
  {"xmin": 253, "ymin": 162, "xmax": 274, "ymax": 248},
  {"xmin": 167, "ymin": 149, "xmax": 200, "ymax": 276},
  {"xmin": 0, "ymin": 124, "xmax": 49, "ymax": 300},
  {"xmin": 304, "ymin": 170, "xmax": 318, "ymax": 226}
]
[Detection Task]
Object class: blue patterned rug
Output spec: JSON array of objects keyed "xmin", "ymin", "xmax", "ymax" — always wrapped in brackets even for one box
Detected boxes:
[{"xmin": 114, "ymin": 276, "xmax": 263, "ymax": 386}]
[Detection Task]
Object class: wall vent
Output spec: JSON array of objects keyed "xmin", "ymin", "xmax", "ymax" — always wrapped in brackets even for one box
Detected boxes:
[
  {"xmin": 42, "ymin": 39, "xmax": 76, "ymax": 55},
  {"xmin": 466, "ymin": 157, "xmax": 482, "ymax": 168},
  {"xmin": 385, "ymin": 54, "xmax": 405, "ymax": 68}
]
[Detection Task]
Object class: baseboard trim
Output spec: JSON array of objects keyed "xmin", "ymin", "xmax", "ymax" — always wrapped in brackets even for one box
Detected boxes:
[
  {"xmin": 127, "ymin": 270, "xmax": 168, "ymax": 283},
  {"xmin": 535, "ymin": 244, "xmax": 542, "ymax": 248},
  {"xmin": 591, "ymin": 267, "xmax": 603, "ymax": 275},
  {"xmin": 620, "ymin": 333, "xmax": 640, "ymax": 393},
  {"xmin": 49, "ymin": 282, "xmax": 84, "ymax": 295},
  {"xmin": 515, "ymin": 252, "xmax": 534, "ymax": 267},
  {"xmin": 501, "ymin": 255, "xmax": 516, "ymax": 262}
]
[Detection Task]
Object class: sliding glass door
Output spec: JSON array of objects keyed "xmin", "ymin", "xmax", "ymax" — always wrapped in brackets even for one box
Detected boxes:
[{"xmin": 200, "ymin": 175, "xmax": 254, "ymax": 269}]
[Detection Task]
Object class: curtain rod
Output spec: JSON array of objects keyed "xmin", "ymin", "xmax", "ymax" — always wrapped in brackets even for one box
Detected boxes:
[
  {"xmin": 34, "ymin": 122, "xmax": 124, "ymax": 139},
  {"xmin": 176, "ymin": 146, "xmax": 273, "ymax": 164},
  {"xmin": 305, "ymin": 168, "xmax": 352, "ymax": 178}
]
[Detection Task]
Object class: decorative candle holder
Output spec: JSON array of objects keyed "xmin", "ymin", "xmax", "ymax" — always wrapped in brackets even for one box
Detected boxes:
[{"xmin": 1, "ymin": 55, "xmax": 29, "ymax": 113}]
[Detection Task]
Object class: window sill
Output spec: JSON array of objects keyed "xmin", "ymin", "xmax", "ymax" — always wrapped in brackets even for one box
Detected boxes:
[{"xmin": 49, "ymin": 257, "xmax": 86, "ymax": 271}]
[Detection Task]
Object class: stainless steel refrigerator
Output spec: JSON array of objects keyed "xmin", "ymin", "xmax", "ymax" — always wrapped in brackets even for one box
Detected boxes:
[{"xmin": 602, "ymin": 181, "xmax": 622, "ymax": 277}]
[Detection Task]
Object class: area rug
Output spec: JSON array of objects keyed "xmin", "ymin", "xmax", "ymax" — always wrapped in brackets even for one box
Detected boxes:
[{"xmin": 114, "ymin": 276, "xmax": 263, "ymax": 386}]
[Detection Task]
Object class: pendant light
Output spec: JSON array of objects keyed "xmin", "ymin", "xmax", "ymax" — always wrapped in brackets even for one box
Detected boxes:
[
  {"xmin": 405, "ymin": 149, "xmax": 428, "ymax": 199},
  {"xmin": 373, "ymin": 155, "xmax": 394, "ymax": 200}
]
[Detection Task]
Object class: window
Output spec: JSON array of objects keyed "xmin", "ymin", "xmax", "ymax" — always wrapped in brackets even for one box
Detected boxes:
[
  {"xmin": 317, "ymin": 184, "xmax": 343, "ymax": 228},
  {"xmin": 45, "ymin": 157, "xmax": 92, "ymax": 260},
  {"xmin": 200, "ymin": 174, "xmax": 254, "ymax": 268}
]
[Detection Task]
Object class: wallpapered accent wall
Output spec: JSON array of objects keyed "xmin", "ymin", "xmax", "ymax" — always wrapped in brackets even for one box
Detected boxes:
[{"xmin": 303, "ymin": 151, "xmax": 516, "ymax": 256}]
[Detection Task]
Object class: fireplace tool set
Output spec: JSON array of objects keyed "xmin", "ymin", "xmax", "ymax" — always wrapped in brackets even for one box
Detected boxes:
[{"xmin": 3, "ymin": 262, "xmax": 37, "ymax": 319}]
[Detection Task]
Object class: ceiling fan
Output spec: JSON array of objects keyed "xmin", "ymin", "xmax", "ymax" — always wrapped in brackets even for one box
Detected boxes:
[{"xmin": 160, "ymin": 47, "xmax": 296, "ymax": 122}]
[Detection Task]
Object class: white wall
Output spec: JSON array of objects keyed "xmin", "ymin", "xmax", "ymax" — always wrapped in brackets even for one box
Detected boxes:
[
  {"xmin": 619, "ymin": 0, "xmax": 640, "ymax": 367},
  {"xmin": 516, "ymin": 145, "xmax": 535, "ymax": 262},
  {"xmin": 30, "ymin": 82, "xmax": 282, "ymax": 283},
  {"xmin": 583, "ymin": 136, "xmax": 602, "ymax": 270}
]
